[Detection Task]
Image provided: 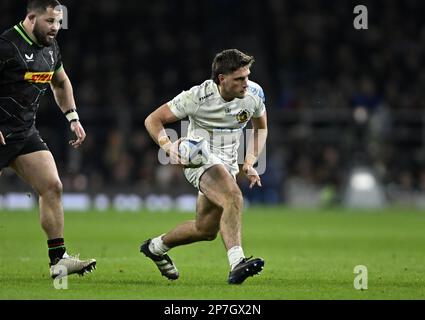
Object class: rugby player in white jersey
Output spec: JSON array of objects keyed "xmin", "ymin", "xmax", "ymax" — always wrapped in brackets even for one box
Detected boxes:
[{"xmin": 142, "ymin": 49, "xmax": 268, "ymax": 284}]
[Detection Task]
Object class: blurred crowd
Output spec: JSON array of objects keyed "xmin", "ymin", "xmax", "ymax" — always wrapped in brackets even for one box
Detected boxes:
[{"xmin": 1, "ymin": 0, "xmax": 424, "ymax": 205}]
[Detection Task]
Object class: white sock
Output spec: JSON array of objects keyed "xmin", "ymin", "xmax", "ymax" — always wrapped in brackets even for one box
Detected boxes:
[
  {"xmin": 62, "ymin": 252, "xmax": 69, "ymax": 259},
  {"xmin": 149, "ymin": 234, "xmax": 170, "ymax": 256},
  {"xmin": 227, "ymin": 246, "xmax": 245, "ymax": 271}
]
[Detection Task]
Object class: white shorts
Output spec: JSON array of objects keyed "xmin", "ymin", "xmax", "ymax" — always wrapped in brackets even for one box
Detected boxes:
[{"xmin": 183, "ymin": 153, "xmax": 239, "ymax": 191}]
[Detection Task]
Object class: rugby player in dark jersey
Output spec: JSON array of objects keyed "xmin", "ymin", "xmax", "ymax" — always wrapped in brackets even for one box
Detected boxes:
[{"xmin": 0, "ymin": 0, "xmax": 96, "ymax": 279}]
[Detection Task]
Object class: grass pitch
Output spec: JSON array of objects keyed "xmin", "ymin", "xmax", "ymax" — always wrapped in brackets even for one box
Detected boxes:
[{"xmin": 1, "ymin": 206, "xmax": 425, "ymax": 300}]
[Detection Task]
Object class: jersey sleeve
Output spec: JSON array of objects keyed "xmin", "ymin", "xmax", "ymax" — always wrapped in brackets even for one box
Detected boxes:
[
  {"xmin": 253, "ymin": 85, "xmax": 266, "ymax": 118},
  {"xmin": 53, "ymin": 40, "xmax": 63, "ymax": 72},
  {"xmin": 0, "ymin": 39, "xmax": 13, "ymax": 73},
  {"xmin": 168, "ymin": 86, "xmax": 199, "ymax": 119}
]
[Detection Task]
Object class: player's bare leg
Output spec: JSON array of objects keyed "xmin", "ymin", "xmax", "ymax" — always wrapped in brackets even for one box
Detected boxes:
[
  {"xmin": 140, "ymin": 190, "xmax": 222, "ymax": 280},
  {"xmin": 11, "ymin": 151, "xmax": 64, "ymax": 239},
  {"xmin": 161, "ymin": 193, "xmax": 222, "ymax": 247},
  {"xmin": 140, "ymin": 166, "xmax": 227, "ymax": 280},
  {"xmin": 198, "ymin": 165, "xmax": 243, "ymax": 250},
  {"xmin": 11, "ymin": 151, "xmax": 96, "ymax": 278},
  {"xmin": 199, "ymin": 165, "xmax": 264, "ymax": 284},
  {"xmin": 141, "ymin": 164, "xmax": 264, "ymax": 283},
  {"xmin": 141, "ymin": 165, "xmax": 263, "ymax": 283},
  {"xmin": 144, "ymin": 164, "xmax": 237, "ymax": 248}
]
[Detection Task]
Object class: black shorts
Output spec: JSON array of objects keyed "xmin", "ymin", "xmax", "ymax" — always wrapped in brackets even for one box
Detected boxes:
[{"xmin": 0, "ymin": 131, "xmax": 49, "ymax": 170}]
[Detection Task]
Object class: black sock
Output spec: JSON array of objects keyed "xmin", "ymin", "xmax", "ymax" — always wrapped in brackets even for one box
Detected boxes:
[{"xmin": 48, "ymin": 238, "xmax": 66, "ymax": 265}]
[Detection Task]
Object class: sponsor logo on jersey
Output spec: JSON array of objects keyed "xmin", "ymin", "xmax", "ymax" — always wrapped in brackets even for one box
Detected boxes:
[
  {"xmin": 236, "ymin": 109, "xmax": 251, "ymax": 123},
  {"xmin": 24, "ymin": 72, "xmax": 54, "ymax": 83},
  {"xmin": 199, "ymin": 92, "xmax": 213, "ymax": 102},
  {"xmin": 24, "ymin": 53, "xmax": 34, "ymax": 62}
]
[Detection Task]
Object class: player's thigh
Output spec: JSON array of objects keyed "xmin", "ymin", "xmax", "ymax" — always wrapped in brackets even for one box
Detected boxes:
[
  {"xmin": 10, "ymin": 151, "xmax": 62, "ymax": 195},
  {"xmin": 199, "ymin": 164, "xmax": 243, "ymax": 208},
  {"xmin": 195, "ymin": 193, "xmax": 223, "ymax": 233}
]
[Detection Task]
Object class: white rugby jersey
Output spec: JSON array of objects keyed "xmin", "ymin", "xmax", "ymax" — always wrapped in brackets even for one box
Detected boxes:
[{"xmin": 168, "ymin": 79, "xmax": 266, "ymax": 168}]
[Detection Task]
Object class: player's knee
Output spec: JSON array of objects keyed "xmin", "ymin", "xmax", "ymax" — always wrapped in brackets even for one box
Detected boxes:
[
  {"xmin": 223, "ymin": 188, "xmax": 243, "ymax": 211},
  {"xmin": 44, "ymin": 179, "xmax": 63, "ymax": 197},
  {"xmin": 201, "ymin": 229, "xmax": 218, "ymax": 241},
  {"xmin": 196, "ymin": 223, "xmax": 219, "ymax": 241}
]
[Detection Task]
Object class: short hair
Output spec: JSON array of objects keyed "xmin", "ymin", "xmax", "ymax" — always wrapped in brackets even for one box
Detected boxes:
[
  {"xmin": 27, "ymin": 0, "xmax": 62, "ymax": 14},
  {"xmin": 211, "ymin": 49, "xmax": 255, "ymax": 84}
]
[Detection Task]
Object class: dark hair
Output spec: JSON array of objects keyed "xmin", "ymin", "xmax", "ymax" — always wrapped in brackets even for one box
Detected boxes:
[
  {"xmin": 211, "ymin": 49, "xmax": 255, "ymax": 84},
  {"xmin": 27, "ymin": 0, "xmax": 61, "ymax": 14}
]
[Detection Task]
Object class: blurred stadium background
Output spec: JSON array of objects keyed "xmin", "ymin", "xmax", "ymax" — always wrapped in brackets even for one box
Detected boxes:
[
  {"xmin": 1, "ymin": 0, "xmax": 424, "ymax": 211},
  {"xmin": 2, "ymin": 0, "xmax": 425, "ymax": 301}
]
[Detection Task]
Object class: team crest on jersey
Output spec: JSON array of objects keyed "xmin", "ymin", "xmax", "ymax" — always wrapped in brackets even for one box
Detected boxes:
[
  {"xmin": 236, "ymin": 109, "xmax": 251, "ymax": 123},
  {"xmin": 49, "ymin": 51, "xmax": 55, "ymax": 65},
  {"xmin": 24, "ymin": 72, "xmax": 54, "ymax": 83}
]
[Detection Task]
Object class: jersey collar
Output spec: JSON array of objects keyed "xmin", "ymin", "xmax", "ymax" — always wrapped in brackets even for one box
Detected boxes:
[{"xmin": 14, "ymin": 22, "xmax": 43, "ymax": 47}]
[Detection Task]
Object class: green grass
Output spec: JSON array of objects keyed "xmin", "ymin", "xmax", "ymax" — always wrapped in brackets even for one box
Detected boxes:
[{"xmin": 1, "ymin": 206, "xmax": 425, "ymax": 299}]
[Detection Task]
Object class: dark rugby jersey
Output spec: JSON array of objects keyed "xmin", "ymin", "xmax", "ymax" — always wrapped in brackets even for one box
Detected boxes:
[{"xmin": 0, "ymin": 22, "xmax": 62, "ymax": 142}]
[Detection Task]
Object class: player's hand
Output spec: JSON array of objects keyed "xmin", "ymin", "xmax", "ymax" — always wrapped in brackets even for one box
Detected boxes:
[
  {"xmin": 69, "ymin": 121, "xmax": 86, "ymax": 149},
  {"xmin": 163, "ymin": 138, "xmax": 187, "ymax": 167},
  {"xmin": 0, "ymin": 131, "xmax": 5, "ymax": 145},
  {"xmin": 242, "ymin": 163, "xmax": 262, "ymax": 189}
]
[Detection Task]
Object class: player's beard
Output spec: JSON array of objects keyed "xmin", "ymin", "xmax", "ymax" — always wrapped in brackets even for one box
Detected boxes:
[{"xmin": 33, "ymin": 22, "xmax": 55, "ymax": 47}]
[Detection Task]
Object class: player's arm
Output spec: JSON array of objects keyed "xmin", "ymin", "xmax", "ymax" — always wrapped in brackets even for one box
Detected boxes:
[
  {"xmin": 50, "ymin": 68, "xmax": 86, "ymax": 148},
  {"xmin": 246, "ymin": 112, "xmax": 268, "ymax": 165},
  {"xmin": 0, "ymin": 39, "xmax": 14, "ymax": 145},
  {"xmin": 50, "ymin": 67, "xmax": 76, "ymax": 114},
  {"xmin": 243, "ymin": 112, "xmax": 268, "ymax": 188},
  {"xmin": 0, "ymin": 39, "xmax": 12, "ymax": 74},
  {"xmin": 145, "ymin": 103, "xmax": 180, "ymax": 147}
]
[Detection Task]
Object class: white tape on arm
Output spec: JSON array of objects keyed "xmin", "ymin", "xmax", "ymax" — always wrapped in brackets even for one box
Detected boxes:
[{"xmin": 64, "ymin": 108, "xmax": 79, "ymax": 123}]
